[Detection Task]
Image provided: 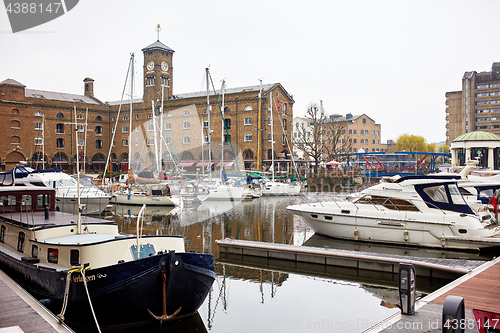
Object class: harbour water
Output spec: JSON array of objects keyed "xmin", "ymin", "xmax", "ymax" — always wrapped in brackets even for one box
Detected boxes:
[{"xmin": 98, "ymin": 192, "xmax": 494, "ymax": 333}]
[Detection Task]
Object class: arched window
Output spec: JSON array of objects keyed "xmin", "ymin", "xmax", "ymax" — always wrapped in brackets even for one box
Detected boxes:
[
  {"xmin": 181, "ymin": 151, "xmax": 194, "ymax": 160},
  {"xmin": 10, "ymin": 120, "xmax": 20, "ymax": 129},
  {"xmin": 165, "ymin": 112, "xmax": 171, "ymax": 117},
  {"xmin": 183, "ymin": 110, "xmax": 190, "ymax": 116},
  {"xmin": 281, "ymin": 103, "xmax": 287, "ymax": 115},
  {"xmin": 35, "ymin": 111, "xmax": 43, "ymax": 116},
  {"xmin": 77, "ymin": 114, "xmax": 84, "ymax": 120},
  {"xmin": 56, "ymin": 112, "xmax": 64, "ymax": 118},
  {"xmin": 11, "ymin": 109, "xmax": 20, "ymax": 115},
  {"xmin": 95, "ymin": 116, "xmax": 102, "ymax": 121},
  {"xmin": 244, "ymin": 149, "xmax": 254, "ymax": 159},
  {"xmin": 11, "ymin": 136, "xmax": 20, "ymax": 144},
  {"xmin": 224, "ymin": 106, "xmax": 231, "ymax": 113},
  {"xmin": 244, "ymin": 105, "xmax": 252, "ymax": 111},
  {"xmin": 122, "ymin": 115, "xmax": 128, "ymax": 121}
]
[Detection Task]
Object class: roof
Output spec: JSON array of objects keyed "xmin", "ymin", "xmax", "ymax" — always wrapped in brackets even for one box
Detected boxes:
[
  {"xmin": 141, "ymin": 40, "xmax": 175, "ymax": 53},
  {"xmin": 453, "ymin": 131, "xmax": 500, "ymax": 142},
  {"xmin": 25, "ymin": 88, "xmax": 103, "ymax": 105},
  {"xmin": 0, "ymin": 78, "xmax": 26, "ymax": 88}
]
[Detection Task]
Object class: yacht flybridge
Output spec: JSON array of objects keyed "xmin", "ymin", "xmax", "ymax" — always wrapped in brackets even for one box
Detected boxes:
[{"xmin": 287, "ymin": 175, "xmax": 500, "ymax": 251}]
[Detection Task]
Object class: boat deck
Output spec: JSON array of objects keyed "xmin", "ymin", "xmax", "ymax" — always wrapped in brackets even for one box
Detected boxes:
[
  {"xmin": 0, "ymin": 268, "xmax": 73, "ymax": 333},
  {"xmin": 364, "ymin": 256, "xmax": 500, "ymax": 332},
  {"xmin": 0, "ymin": 210, "xmax": 112, "ymax": 228}
]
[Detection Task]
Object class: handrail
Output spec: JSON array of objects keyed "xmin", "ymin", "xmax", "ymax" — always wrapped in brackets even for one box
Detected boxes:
[{"xmin": 136, "ymin": 204, "xmax": 147, "ymax": 259}]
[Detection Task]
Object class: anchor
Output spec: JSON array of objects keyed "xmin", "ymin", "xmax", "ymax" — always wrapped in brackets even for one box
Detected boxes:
[{"xmin": 148, "ymin": 251, "xmax": 182, "ymax": 322}]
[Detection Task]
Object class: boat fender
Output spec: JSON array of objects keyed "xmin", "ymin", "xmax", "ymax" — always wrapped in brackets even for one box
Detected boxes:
[
  {"xmin": 248, "ymin": 184, "xmax": 253, "ymax": 189},
  {"xmin": 441, "ymin": 234, "xmax": 446, "ymax": 247},
  {"xmin": 404, "ymin": 229, "xmax": 409, "ymax": 242},
  {"xmin": 354, "ymin": 229, "xmax": 359, "ymax": 241}
]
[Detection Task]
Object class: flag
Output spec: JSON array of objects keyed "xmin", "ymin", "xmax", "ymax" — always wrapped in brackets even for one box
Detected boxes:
[{"xmin": 490, "ymin": 192, "xmax": 499, "ymax": 214}]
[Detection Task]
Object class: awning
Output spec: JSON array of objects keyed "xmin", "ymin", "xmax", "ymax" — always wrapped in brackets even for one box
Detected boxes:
[
  {"xmin": 216, "ymin": 161, "xmax": 235, "ymax": 167},
  {"xmin": 195, "ymin": 161, "xmax": 214, "ymax": 167},
  {"xmin": 325, "ymin": 160, "xmax": 341, "ymax": 166},
  {"xmin": 179, "ymin": 162, "xmax": 195, "ymax": 167}
]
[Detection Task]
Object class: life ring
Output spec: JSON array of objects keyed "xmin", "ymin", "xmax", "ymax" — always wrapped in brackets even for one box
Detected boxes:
[{"xmin": 247, "ymin": 184, "xmax": 253, "ymax": 189}]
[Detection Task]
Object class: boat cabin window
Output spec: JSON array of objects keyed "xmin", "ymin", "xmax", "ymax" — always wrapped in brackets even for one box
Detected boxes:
[
  {"xmin": 21, "ymin": 195, "xmax": 32, "ymax": 210},
  {"xmin": 423, "ymin": 185, "xmax": 448, "ymax": 203},
  {"xmin": 0, "ymin": 225, "xmax": 5, "ymax": 243},
  {"xmin": 32, "ymin": 245, "xmax": 38, "ymax": 258},
  {"xmin": 70, "ymin": 249, "xmax": 79, "ymax": 265},
  {"xmin": 17, "ymin": 232, "xmax": 25, "ymax": 253},
  {"xmin": 356, "ymin": 195, "xmax": 419, "ymax": 211},
  {"xmin": 36, "ymin": 194, "xmax": 51, "ymax": 209},
  {"xmin": 48, "ymin": 248, "xmax": 58, "ymax": 264},
  {"xmin": 1, "ymin": 195, "xmax": 16, "ymax": 211},
  {"xmin": 448, "ymin": 184, "xmax": 467, "ymax": 206}
]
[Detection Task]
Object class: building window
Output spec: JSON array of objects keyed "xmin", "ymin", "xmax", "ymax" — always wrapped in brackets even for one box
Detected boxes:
[
  {"xmin": 56, "ymin": 138, "xmax": 64, "ymax": 148},
  {"xmin": 183, "ymin": 110, "xmax": 190, "ymax": 116},
  {"xmin": 183, "ymin": 121, "xmax": 190, "ymax": 129},
  {"xmin": 349, "ymin": 129, "xmax": 352, "ymax": 134},
  {"xmin": 146, "ymin": 76, "xmax": 155, "ymax": 86},
  {"xmin": 165, "ymin": 112, "xmax": 171, "ymax": 117},
  {"xmin": 361, "ymin": 139, "xmax": 364, "ymax": 144},
  {"xmin": 372, "ymin": 130, "xmax": 375, "ymax": 135},
  {"xmin": 282, "ymin": 119, "xmax": 287, "ymax": 130},
  {"xmin": 111, "ymin": 117, "xmax": 115, "ymax": 121},
  {"xmin": 282, "ymin": 134, "xmax": 287, "ymax": 146},
  {"xmin": 224, "ymin": 119, "xmax": 231, "ymax": 130},
  {"xmin": 244, "ymin": 117, "xmax": 252, "ymax": 125},
  {"xmin": 77, "ymin": 139, "xmax": 84, "ymax": 147},
  {"xmin": 122, "ymin": 115, "xmax": 128, "ymax": 121},
  {"xmin": 147, "ymin": 114, "xmax": 153, "ymax": 119},
  {"xmin": 147, "ymin": 124, "xmax": 154, "ymax": 132},
  {"xmin": 224, "ymin": 107, "xmax": 231, "ymax": 113},
  {"xmin": 477, "ymin": 84, "xmax": 489, "ymax": 89},
  {"xmin": 492, "ymin": 100, "xmax": 500, "ymax": 104},
  {"xmin": 34, "ymin": 122, "xmax": 43, "ymax": 130},
  {"xmin": 244, "ymin": 105, "xmax": 252, "ymax": 111},
  {"xmin": 76, "ymin": 124, "xmax": 84, "ymax": 132},
  {"xmin": 95, "ymin": 126, "xmax": 102, "ymax": 135},
  {"xmin": 95, "ymin": 116, "xmax": 102, "ymax": 121},
  {"xmin": 96, "ymin": 140, "xmax": 103, "ymax": 149},
  {"xmin": 353, "ymin": 130, "xmax": 357, "ymax": 134},
  {"xmin": 122, "ymin": 139, "xmax": 128, "ymax": 147},
  {"xmin": 362, "ymin": 118, "xmax": 366, "ymax": 124},
  {"xmin": 76, "ymin": 114, "xmax": 84, "ymax": 120},
  {"xmin": 203, "ymin": 121, "xmax": 209, "ymax": 129},
  {"xmin": 147, "ymin": 138, "xmax": 154, "ymax": 146},
  {"xmin": 165, "ymin": 123, "xmax": 172, "ymax": 130},
  {"xmin": 281, "ymin": 103, "xmax": 287, "ymax": 115},
  {"xmin": 244, "ymin": 133, "xmax": 252, "ymax": 142},
  {"xmin": 35, "ymin": 137, "xmax": 43, "ymax": 145},
  {"xmin": 477, "ymin": 93, "xmax": 489, "ymax": 97},
  {"xmin": 135, "ymin": 126, "xmax": 139, "ymax": 132},
  {"xmin": 122, "ymin": 126, "xmax": 128, "ymax": 133},
  {"xmin": 183, "ymin": 136, "xmax": 191, "ymax": 144},
  {"xmin": 372, "ymin": 139, "xmax": 375, "ymax": 144},
  {"xmin": 56, "ymin": 112, "xmax": 64, "ymax": 118},
  {"xmin": 268, "ymin": 133, "xmax": 272, "ymax": 142},
  {"xmin": 478, "ymin": 101, "xmax": 489, "ymax": 105},
  {"xmin": 56, "ymin": 123, "xmax": 64, "ymax": 134}
]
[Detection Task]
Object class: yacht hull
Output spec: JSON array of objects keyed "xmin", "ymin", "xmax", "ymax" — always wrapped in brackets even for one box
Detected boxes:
[
  {"xmin": 288, "ymin": 204, "xmax": 500, "ymax": 251},
  {"xmin": 0, "ymin": 249, "xmax": 215, "ymax": 330},
  {"xmin": 56, "ymin": 196, "xmax": 112, "ymax": 215},
  {"xmin": 263, "ymin": 182, "xmax": 301, "ymax": 196},
  {"xmin": 112, "ymin": 193, "xmax": 178, "ymax": 206}
]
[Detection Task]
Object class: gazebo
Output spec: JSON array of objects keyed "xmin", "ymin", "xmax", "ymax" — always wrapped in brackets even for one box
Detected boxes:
[{"xmin": 450, "ymin": 131, "xmax": 500, "ymax": 169}]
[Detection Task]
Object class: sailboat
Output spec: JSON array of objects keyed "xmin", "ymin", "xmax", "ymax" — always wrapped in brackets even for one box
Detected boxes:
[
  {"xmin": 201, "ymin": 69, "xmax": 245, "ymax": 201},
  {"xmin": 111, "ymin": 53, "xmax": 179, "ymax": 207},
  {"xmin": 262, "ymin": 85, "xmax": 302, "ymax": 196}
]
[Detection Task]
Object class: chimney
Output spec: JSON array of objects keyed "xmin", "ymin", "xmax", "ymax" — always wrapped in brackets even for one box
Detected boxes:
[{"xmin": 83, "ymin": 77, "xmax": 94, "ymax": 97}]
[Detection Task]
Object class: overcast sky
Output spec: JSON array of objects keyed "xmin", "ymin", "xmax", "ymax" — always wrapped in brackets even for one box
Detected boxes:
[{"xmin": 1, "ymin": 0, "xmax": 499, "ymax": 144}]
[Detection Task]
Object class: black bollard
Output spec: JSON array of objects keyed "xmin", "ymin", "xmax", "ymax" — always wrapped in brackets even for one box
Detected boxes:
[
  {"xmin": 399, "ymin": 263, "xmax": 416, "ymax": 315},
  {"xmin": 442, "ymin": 295, "xmax": 465, "ymax": 333}
]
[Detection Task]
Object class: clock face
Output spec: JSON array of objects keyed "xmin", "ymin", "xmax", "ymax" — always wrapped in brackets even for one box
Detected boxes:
[
  {"xmin": 147, "ymin": 61, "xmax": 154, "ymax": 71},
  {"xmin": 161, "ymin": 61, "xmax": 169, "ymax": 71}
]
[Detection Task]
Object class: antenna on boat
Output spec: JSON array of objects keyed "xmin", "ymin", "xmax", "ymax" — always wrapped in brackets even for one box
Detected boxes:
[{"xmin": 74, "ymin": 105, "xmax": 82, "ymax": 234}]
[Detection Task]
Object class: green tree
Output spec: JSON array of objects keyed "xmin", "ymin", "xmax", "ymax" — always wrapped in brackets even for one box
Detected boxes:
[{"xmin": 395, "ymin": 134, "xmax": 427, "ymax": 152}]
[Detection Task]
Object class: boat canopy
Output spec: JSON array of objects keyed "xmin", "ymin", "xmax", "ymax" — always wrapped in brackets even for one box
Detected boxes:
[
  {"xmin": 0, "ymin": 166, "xmax": 34, "ymax": 186},
  {"xmin": 414, "ymin": 182, "xmax": 474, "ymax": 214}
]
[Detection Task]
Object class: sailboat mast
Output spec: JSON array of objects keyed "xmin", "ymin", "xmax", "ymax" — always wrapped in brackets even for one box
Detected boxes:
[
  {"xmin": 270, "ymin": 88, "xmax": 274, "ymax": 181},
  {"xmin": 128, "ymin": 53, "xmax": 134, "ymax": 172},
  {"xmin": 206, "ymin": 68, "xmax": 212, "ymax": 180},
  {"xmin": 221, "ymin": 79, "xmax": 225, "ymax": 179},
  {"xmin": 152, "ymin": 100, "xmax": 159, "ymax": 174},
  {"xmin": 257, "ymin": 80, "xmax": 262, "ymax": 171},
  {"xmin": 74, "ymin": 105, "xmax": 82, "ymax": 234},
  {"xmin": 159, "ymin": 85, "xmax": 164, "ymax": 175}
]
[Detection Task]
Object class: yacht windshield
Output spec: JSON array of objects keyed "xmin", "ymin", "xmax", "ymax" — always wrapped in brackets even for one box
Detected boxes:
[
  {"xmin": 423, "ymin": 185, "xmax": 448, "ymax": 203},
  {"xmin": 415, "ymin": 182, "xmax": 473, "ymax": 214},
  {"xmin": 448, "ymin": 184, "xmax": 467, "ymax": 205}
]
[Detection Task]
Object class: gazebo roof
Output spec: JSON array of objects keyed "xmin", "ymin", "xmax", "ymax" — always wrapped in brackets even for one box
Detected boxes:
[{"xmin": 453, "ymin": 131, "xmax": 500, "ymax": 142}]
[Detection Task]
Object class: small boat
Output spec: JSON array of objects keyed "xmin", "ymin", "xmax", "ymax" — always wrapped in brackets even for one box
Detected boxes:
[
  {"xmin": 262, "ymin": 180, "xmax": 302, "ymax": 196},
  {"xmin": 0, "ymin": 185, "xmax": 215, "ymax": 330},
  {"xmin": 112, "ymin": 184, "xmax": 180, "ymax": 206},
  {"xmin": 287, "ymin": 175, "xmax": 500, "ymax": 251}
]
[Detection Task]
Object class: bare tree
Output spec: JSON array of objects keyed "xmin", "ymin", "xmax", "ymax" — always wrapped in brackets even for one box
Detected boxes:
[
  {"xmin": 323, "ymin": 117, "xmax": 352, "ymax": 163},
  {"xmin": 293, "ymin": 103, "xmax": 328, "ymax": 174}
]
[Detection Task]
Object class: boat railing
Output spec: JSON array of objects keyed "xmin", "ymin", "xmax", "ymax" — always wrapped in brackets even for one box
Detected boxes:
[{"xmin": 136, "ymin": 204, "xmax": 147, "ymax": 258}]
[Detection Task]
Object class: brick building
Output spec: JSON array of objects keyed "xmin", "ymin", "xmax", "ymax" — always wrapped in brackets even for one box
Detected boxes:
[
  {"xmin": 0, "ymin": 38, "xmax": 294, "ymax": 173},
  {"xmin": 445, "ymin": 61, "xmax": 500, "ymax": 145}
]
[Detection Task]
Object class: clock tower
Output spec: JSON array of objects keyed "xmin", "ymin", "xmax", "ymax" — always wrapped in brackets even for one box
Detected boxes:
[{"xmin": 141, "ymin": 28, "xmax": 175, "ymax": 102}]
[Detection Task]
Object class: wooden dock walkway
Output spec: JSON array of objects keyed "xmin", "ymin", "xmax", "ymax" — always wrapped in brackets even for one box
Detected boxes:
[
  {"xmin": 364, "ymin": 256, "xmax": 500, "ymax": 332},
  {"xmin": 0, "ymin": 269, "xmax": 73, "ymax": 333},
  {"xmin": 216, "ymin": 238, "xmax": 485, "ymax": 279}
]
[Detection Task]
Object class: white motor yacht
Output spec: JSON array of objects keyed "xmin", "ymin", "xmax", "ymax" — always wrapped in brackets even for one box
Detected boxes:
[{"xmin": 287, "ymin": 175, "xmax": 500, "ymax": 251}]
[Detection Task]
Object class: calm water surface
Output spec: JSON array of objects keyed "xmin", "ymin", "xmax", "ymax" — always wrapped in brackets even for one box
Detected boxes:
[{"xmin": 105, "ymin": 193, "xmax": 491, "ymax": 333}]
